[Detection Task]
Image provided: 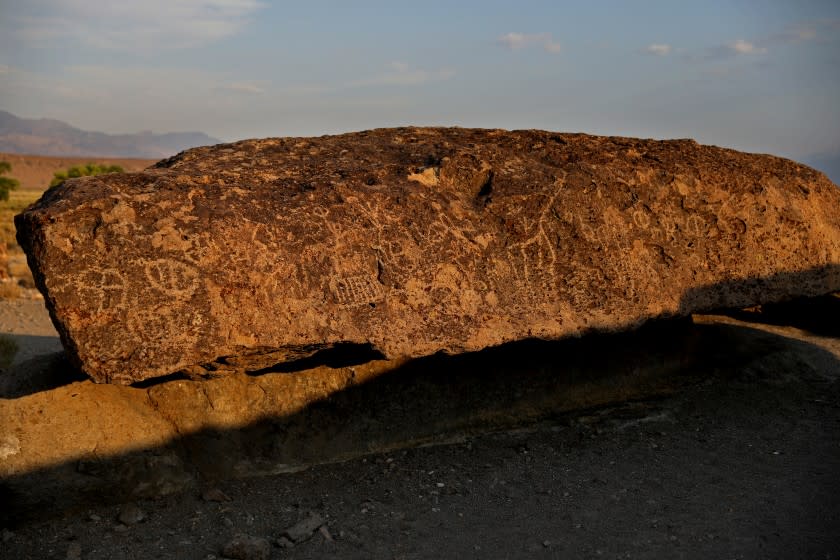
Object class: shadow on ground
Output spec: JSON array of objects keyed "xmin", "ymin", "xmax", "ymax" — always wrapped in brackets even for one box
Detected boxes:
[
  {"xmin": 0, "ymin": 348, "xmax": 83, "ymax": 398},
  {"xmin": 2, "ymin": 265, "xmax": 840, "ymax": 531},
  {"xmin": 3, "ymin": 306, "xmax": 839, "ymax": 528},
  {"xmin": 721, "ymin": 293, "xmax": 840, "ymax": 337}
]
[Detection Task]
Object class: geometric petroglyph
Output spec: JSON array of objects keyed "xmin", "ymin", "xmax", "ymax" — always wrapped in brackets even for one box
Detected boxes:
[
  {"xmin": 76, "ymin": 269, "xmax": 127, "ymax": 314},
  {"xmin": 143, "ymin": 259, "xmax": 200, "ymax": 297},
  {"xmin": 656, "ymin": 212, "xmax": 708, "ymax": 240},
  {"xmin": 510, "ymin": 247, "xmax": 559, "ymax": 306},
  {"xmin": 329, "ymin": 274, "xmax": 385, "ymax": 307}
]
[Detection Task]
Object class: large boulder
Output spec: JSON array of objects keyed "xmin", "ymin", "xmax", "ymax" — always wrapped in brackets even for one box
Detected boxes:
[{"xmin": 14, "ymin": 127, "xmax": 840, "ymax": 384}]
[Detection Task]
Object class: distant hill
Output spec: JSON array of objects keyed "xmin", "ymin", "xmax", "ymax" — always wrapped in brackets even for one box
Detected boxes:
[{"xmin": 0, "ymin": 110, "xmax": 220, "ymax": 159}]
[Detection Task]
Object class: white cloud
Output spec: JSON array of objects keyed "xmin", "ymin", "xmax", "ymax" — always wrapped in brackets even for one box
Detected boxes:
[
  {"xmin": 498, "ymin": 32, "xmax": 528, "ymax": 50},
  {"xmin": 543, "ymin": 40, "xmax": 563, "ymax": 54},
  {"xmin": 389, "ymin": 61, "xmax": 411, "ymax": 73},
  {"xmin": 275, "ymin": 84, "xmax": 331, "ymax": 96},
  {"xmin": 685, "ymin": 38, "xmax": 769, "ymax": 61},
  {"xmin": 1, "ymin": 63, "xmax": 260, "ymax": 135},
  {"xmin": 644, "ymin": 43, "xmax": 672, "ymax": 56},
  {"xmin": 726, "ymin": 39, "xmax": 767, "ymax": 55},
  {"xmin": 498, "ymin": 32, "xmax": 561, "ymax": 54},
  {"xmin": 783, "ymin": 27, "xmax": 818, "ymax": 42},
  {"xmin": 12, "ymin": 0, "xmax": 265, "ymax": 50},
  {"xmin": 348, "ymin": 62, "xmax": 455, "ymax": 88},
  {"xmin": 218, "ymin": 82, "xmax": 265, "ymax": 94},
  {"xmin": 765, "ymin": 20, "xmax": 840, "ymax": 45},
  {"xmin": 0, "ymin": 64, "xmax": 104, "ymax": 104},
  {"xmin": 679, "ymin": 20, "xmax": 837, "ymax": 64}
]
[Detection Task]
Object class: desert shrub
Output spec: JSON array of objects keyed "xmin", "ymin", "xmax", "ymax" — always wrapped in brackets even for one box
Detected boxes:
[
  {"xmin": 0, "ymin": 190, "xmax": 40, "ymax": 261},
  {"xmin": 8, "ymin": 260, "xmax": 35, "ymax": 289},
  {"xmin": 50, "ymin": 163, "xmax": 124, "ymax": 187},
  {"xmin": 0, "ymin": 280, "xmax": 20, "ymax": 299},
  {"xmin": 0, "ymin": 161, "xmax": 19, "ymax": 201}
]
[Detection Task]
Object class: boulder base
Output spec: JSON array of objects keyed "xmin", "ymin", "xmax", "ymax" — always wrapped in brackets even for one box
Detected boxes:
[{"xmin": 14, "ymin": 127, "xmax": 840, "ymax": 384}]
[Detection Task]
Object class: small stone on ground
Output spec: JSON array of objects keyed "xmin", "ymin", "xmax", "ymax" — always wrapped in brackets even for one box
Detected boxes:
[
  {"xmin": 282, "ymin": 512, "xmax": 325, "ymax": 543},
  {"xmin": 220, "ymin": 533, "xmax": 270, "ymax": 560},
  {"xmin": 202, "ymin": 488, "xmax": 232, "ymax": 502},
  {"xmin": 117, "ymin": 503, "xmax": 145, "ymax": 525},
  {"xmin": 65, "ymin": 541, "xmax": 82, "ymax": 560}
]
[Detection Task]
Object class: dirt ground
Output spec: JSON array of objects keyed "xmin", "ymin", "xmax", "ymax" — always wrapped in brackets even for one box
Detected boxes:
[{"xmin": 1, "ymin": 301, "xmax": 839, "ymax": 559}]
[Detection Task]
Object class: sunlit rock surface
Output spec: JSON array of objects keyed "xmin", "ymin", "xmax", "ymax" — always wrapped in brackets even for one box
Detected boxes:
[{"xmin": 15, "ymin": 127, "xmax": 840, "ymax": 384}]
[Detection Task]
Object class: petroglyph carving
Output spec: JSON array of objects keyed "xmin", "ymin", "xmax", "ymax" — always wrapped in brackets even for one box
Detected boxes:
[
  {"xmin": 329, "ymin": 274, "xmax": 384, "ymax": 307},
  {"xmin": 75, "ymin": 269, "xmax": 127, "ymax": 315},
  {"xmin": 144, "ymin": 259, "xmax": 200, "ymax": 297},
  {"xmin": 15, "ymin": 127, "xmax": 840, "ymax": 384},
  {"xmin": 632, "ymin": 209, "xmax": 652, "ymax": 230}
]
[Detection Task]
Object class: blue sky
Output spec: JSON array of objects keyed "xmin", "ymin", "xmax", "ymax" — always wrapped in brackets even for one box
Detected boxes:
[{"xmin": 1, "ymin": 0, "xmax": 839, "ymax": 163}]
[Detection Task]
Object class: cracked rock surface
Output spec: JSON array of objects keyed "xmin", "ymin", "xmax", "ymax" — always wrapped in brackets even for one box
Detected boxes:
[{"xmin": 14, "ymin": 127, "xmax": 840, "ymax": 384}]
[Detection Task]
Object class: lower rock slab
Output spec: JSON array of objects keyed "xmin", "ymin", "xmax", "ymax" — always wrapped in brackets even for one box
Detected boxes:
[{"xmin": 3, "ymin": 297, "xmax": 840, "ymax": 525}]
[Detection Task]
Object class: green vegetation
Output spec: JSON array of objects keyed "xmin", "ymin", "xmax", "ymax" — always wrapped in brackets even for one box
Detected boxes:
[
  {"xmin": 50, "ymin": 162, "xmax": 124, "ymax": 187},
  {"xmin": 0, "ymin": 161, "xmax": 20, "ymax": 202}
]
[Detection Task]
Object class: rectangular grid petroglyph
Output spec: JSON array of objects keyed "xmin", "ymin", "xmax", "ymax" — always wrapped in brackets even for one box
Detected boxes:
[{"xmin": 330, "ymin": 275, "xmax": 383, "ymax": 306}]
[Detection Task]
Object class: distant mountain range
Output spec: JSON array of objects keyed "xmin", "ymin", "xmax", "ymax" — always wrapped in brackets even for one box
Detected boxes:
[
  {"xmin": 2, "ymin": 109, "xmax": 838, "ymax": 184},
  {"xmin": 0, "ymin": 110, "xmax": 220, "ymax": 159}
]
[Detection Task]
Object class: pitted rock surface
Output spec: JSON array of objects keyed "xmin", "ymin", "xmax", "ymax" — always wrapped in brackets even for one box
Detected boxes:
[{"xmin": 14, "ymin": 127, "xmax": 840, "ymax": 384}]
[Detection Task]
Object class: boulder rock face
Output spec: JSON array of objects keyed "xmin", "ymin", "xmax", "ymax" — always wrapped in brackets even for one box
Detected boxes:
[{"xmin": 15, "ymin": 128, "xmax": 840, "ymax": 384}]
